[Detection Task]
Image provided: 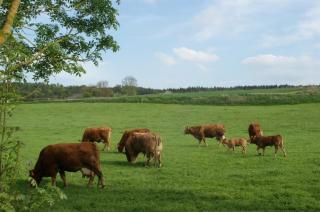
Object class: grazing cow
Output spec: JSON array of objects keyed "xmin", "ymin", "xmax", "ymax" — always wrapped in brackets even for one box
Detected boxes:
[
  {"xmin": 250, "ymin": 135, "xmax": 286, "ymax": 157},
  {"xmin": 117, "ymin": 128, "xmax": 150, "ymax": 153},
  {"xmin": 248, "ymin": 123, "xmax": 263, "ymax": 141},
  {"xmin": 82, "ymin": 127, "xmax": 112, "ymax": 151},
  {"xmin": 221, "ymin": 136, "xmax": 248, "ymax": 155},
  {"xmin": 29, "ymin": 142, "xmax": 105, "ymax": 188},
  {"xmin": 184, "ymin": 124, "xmax": 225, "ymax": 146},
  {"xmin": 124, "ymin": 132, "xmax": 163, "ymax": 167}
]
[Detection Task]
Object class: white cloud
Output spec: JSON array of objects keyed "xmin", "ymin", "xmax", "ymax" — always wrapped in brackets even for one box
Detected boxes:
[
  {"xmin": 173, "ymin": 47, "xmax": 219, "ymax": 62},
  {"xmin": 262, "ymin": 2, "xmax": 320, "ymax": 47},
  {"xmin": 191, "ymin": 0, "xmax": 291, "ymax": 41},
  {"xmin": 155, "ymin": 52, "xmax": 176, "ymax": 65},
  {"xmin": 242, "ymin": 54, "xmax": 299, "ymax": 67}
]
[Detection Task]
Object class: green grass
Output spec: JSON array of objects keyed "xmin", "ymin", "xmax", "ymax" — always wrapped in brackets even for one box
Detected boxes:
[{"xmin": 10, "ymin": 102, "xmax": 320, "ymax": 211}]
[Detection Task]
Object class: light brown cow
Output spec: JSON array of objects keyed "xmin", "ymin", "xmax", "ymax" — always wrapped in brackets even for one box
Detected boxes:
[
  {"xmin": 221, "ymin": 136, "xmax": 248, "ymax": 155},
  {"xmin": 29, "ymin": 142, "xmax": 105, "ymax": 188},
  {"xmin": 184, "ymin": 124, "xmax": 225, "ymax": 146},
  {"xmin": 250, "ymin": 135, "xmax": 286, "ymax": 157},
  {"xmin": 82, "ymin": 127, "xmax": 112, "ymax": 151},
  {"xmin": 124, "ymin": 132, "xmax": 163, "ymax": 167},
  {"xmin": 117, "ymin": 128, "xmax": 150, "ymax": 153}
]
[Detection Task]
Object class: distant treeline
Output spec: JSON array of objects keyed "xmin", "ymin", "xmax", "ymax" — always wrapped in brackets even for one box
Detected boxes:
[
  {"xmin": 14, "ymin": 83, "xmax": 162, "ymax": 100},
  {"xmin": 13, "ymin": 82, "xmax": 310, "ymax": 101},
  {"xmin": 166, "ymin": 84, "xmax": 296, "ymax": 93}
]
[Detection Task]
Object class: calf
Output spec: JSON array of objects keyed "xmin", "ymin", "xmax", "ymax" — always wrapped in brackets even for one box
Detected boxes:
[
  {"xmin": 221, "ymin": 137, "xmax": 248, "ymax": 155},
  {"xmin": 117, "ymin": 128, "xmax": 150, "ymax": 153},
  {"xmin": 29, "ymin": 142, "xmax": 105, "ymax": 188},
  {"xmin": 124, "ymin": 132, "xmax": 163, "ymax": 167},
  {"xmin": 82, "ymin": 127, "xmax": 112, "ymax": 151},
  {"xmin": 250, "ymin": 135, "xmax": 286, "ymax": 157},
  {"xmin": 184, "ymin": 124, "xmax": 225, "ymax": 146}
]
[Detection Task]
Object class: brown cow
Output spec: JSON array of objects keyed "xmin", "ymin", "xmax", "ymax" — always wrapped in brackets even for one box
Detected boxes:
[
  {"xmin": 29, "ymin": 142, "xmax": 105, "ymax": 188},
  {"xmin": 82, "ymin": 127, "xmax": 112, "ymax": 151},
  {"xmin": 124, "ymin": 132, "xmax": 163, "ymax": 167},
  {"xmin": 117, "ymin": 128, "xmax": 150, "ymax": 153},
  {"xmin": 250, "ymin": 135, "xmax": 286, "ymax": 157},
  {"xmin": 184, "ymin": 124, "xmax": 225, "ymax": 146},
  {"xmin": 221, "ymin": 136, "xmax": 248, "ymax": 155},
  {"xmin": 248, "ymin": 123, "xmax": 263, "ymax": 142}
]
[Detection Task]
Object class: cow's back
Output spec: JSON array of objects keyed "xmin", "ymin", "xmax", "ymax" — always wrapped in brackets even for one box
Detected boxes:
[
  {"xmin": 36, "ymin": 143, "xmax": 98, "ymax": 174},
  {"xmin": 203, "ymin": 124, "xmax": 225, "ymax": 137}
]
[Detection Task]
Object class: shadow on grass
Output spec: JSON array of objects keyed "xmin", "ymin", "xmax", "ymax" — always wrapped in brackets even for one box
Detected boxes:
[{"xmin": 103, "ymin": 159, "xmax": 148, "ymax": 168}]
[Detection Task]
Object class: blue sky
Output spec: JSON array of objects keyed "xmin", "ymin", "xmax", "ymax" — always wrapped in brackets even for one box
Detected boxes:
[{"xmin": 50, "ymin": 0, "xmax": 320, "ymax": 88}]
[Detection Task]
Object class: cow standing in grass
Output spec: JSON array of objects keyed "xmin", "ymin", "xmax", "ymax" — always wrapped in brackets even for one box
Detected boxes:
[
  {"xmin": 82, "ymin": 127, "xmax": 112, "ymax": 151},
  {"xmin": 221, "ymin": 137, "xmax": 248, "ymax": 155},
  {"xmin": 250, "ymin": 135, "xmax": 286, "ymax": 157},
  {"xmin": 124, "ymin": 132, "xmax": 163, "ymax": 167},
  {"xmin": 29, "ymin": 142, "xmax": 105, "ymax": 188},
  {"xmin": 184, "ymin": 124, "xmax": 225, "ymax": 146},
  {"xmin": 117, "ymin": 128, "xmax": 150, "ymax": 153}
]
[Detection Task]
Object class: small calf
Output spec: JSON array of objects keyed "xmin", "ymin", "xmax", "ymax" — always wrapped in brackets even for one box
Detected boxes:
[
  {"xmin": 250, "ymin": 135, "xmax": 286, "ymax": 157},
  {"xmin": 221, "ymin": 137, "xmax": 248, "ymax": 155}
]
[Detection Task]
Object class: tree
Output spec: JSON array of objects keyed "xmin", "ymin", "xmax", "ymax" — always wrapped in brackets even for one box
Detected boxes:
[
  {"xmin": 96, "ymin": 80, "xmax": 109, "ymax": 88},
  {"xmin": 0, "ymin": 0, "xmax": 120, "ymax": 210},
  {"xmin": 121, "ymin": 76, "xmax": 137, "ymax": 96}
]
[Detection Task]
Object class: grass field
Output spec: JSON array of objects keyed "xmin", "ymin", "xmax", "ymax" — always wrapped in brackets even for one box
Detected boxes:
[{"xmin": 10, "ymin": 102, "xmax": 320, "ymax": 211}]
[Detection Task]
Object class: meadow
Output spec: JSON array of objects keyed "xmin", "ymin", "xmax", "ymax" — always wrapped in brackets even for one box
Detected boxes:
[{"xmin": 10, "ymin": 102, "xmax": 320, "ymax": 211}]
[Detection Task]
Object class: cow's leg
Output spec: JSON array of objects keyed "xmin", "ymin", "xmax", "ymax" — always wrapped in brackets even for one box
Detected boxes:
[
  {"xmin": 274, "ymin": 146, "xmax": 279, "ymax": 157},
  {"xmin": 89, "ymin": 166, "xmax": 105, "ymax": 188},
  {"xmin": 198, "ymin": 139, "xmax": 202, "ymax": 147},
  {"xmin": 102, "ymin": 142, "xmax": 109, "ymax": 151},
  {"xmin": 102, "ymin": 143, "xmax": 106, "ymax": 151},
  {"xmin": 256, "ymin": 146, "xmax": 260, "ymax": 155},
  {"xmin": 262, "ymin": 147, "xmax": 265, "ymax": 156},
  {"xmin": 59, "ymin": 171, "xmax": 67, "ymax": 187},
  {"xmin": 51, "ymin": 174, "xmax": 57, "ymax": 186},
  {"xmin": 203, "ymin": 138, "xmax": 208, "ymax": 146},
  {"xmin": 145, "ymin": 153, "xmax": 151, "ymax": 167},
  {"xmin": 157, "ymin": 153, "xmax": 162, "ymax": 167},
  {"xmin": 232, "ymin": 146, "xmax": 235, "ymax": 152},
  {"xmin": 281, "ymin": 146, "xmax": 287, "ymax": 157},
  {"xmin": 87, "ymin": 173, "xmax": 95, "ymax": 188}
]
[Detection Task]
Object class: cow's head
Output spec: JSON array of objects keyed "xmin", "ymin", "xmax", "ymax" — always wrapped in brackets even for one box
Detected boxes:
[
  {"xmin": 216, "ymin": 134, "xmax": 225, "ymax": 145},
  {"xmin": 117, "ymin": 143, "xmax": 125, "ymax": 153},
  {"xmin": 29, "ymin": 169, "xmax": 42, "ymax": 186}
]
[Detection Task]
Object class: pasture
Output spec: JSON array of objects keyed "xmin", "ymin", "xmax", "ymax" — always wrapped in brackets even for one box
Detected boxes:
[{"xmin": 11, "ymin": 102, "xmax": 320, "ymax": 211}]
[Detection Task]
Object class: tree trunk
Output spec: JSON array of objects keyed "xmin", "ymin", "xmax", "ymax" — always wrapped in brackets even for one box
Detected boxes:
[{"xmin": 0, "ymin": 0, "xmax": 21, "ymax": 45}]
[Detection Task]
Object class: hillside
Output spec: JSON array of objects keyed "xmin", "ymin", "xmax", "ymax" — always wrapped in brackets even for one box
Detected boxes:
[{"xmin": 26, "ymin": 85, "xmax": 320, "ymax": 105}]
